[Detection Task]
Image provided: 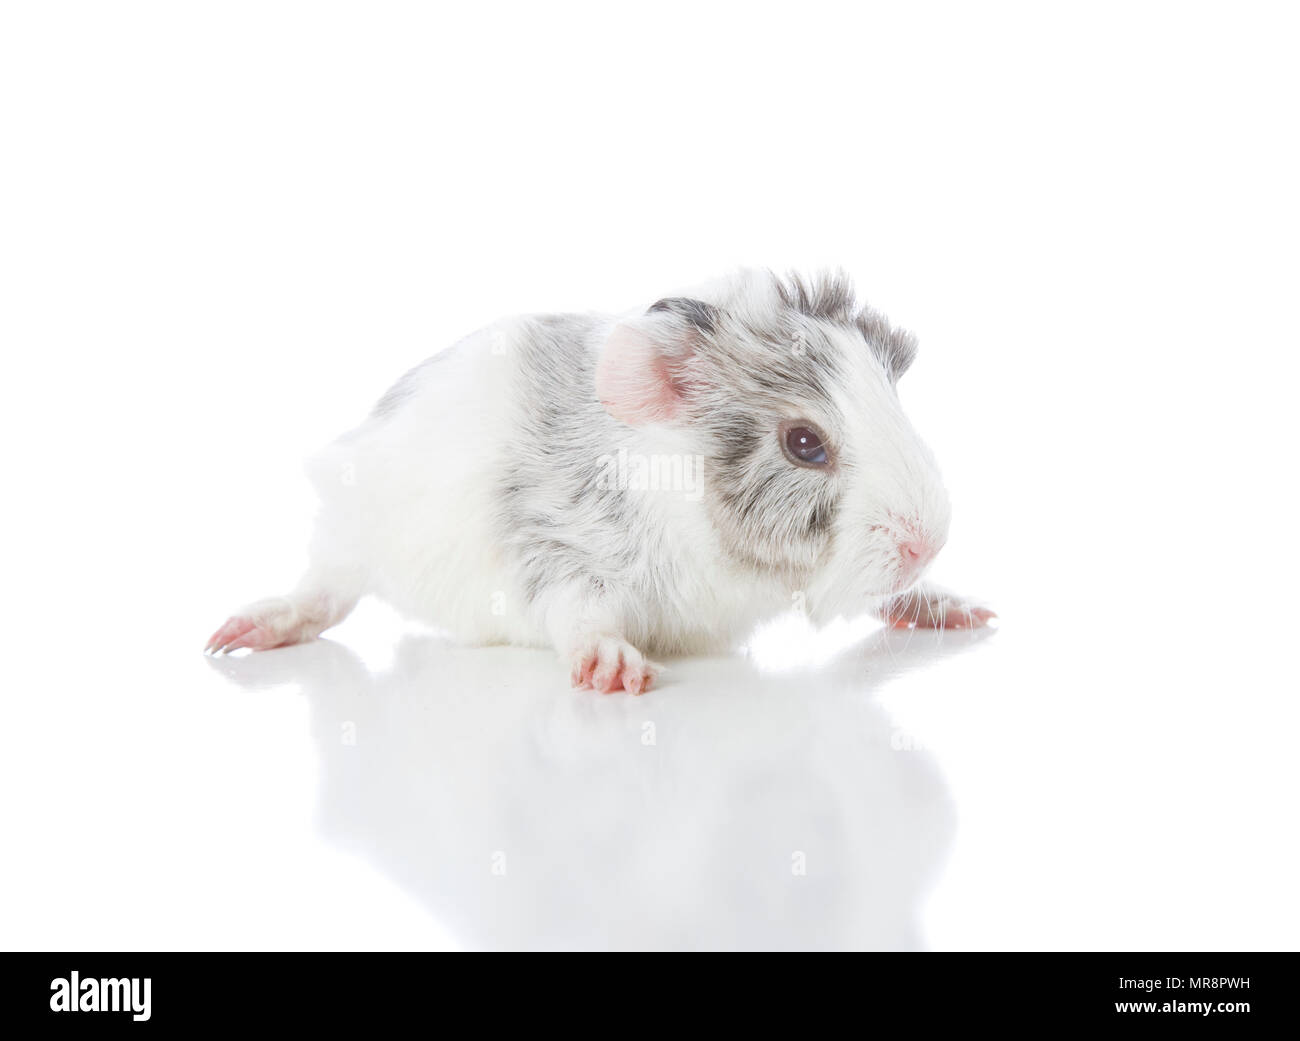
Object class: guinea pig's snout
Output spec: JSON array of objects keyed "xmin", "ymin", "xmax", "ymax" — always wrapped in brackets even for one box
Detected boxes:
[
  {"xmin": 899, "ymin": 537, "xmax": 936, "ymax": 566},
  {"xmin": 890, "ymin": 520, "xmax": 946, "ymax": 584}
]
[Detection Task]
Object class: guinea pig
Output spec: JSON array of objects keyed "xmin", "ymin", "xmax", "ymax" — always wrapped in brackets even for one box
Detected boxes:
[{"xmin": 206, "ymin": 269, "xmax": 993, "ymax": 694}]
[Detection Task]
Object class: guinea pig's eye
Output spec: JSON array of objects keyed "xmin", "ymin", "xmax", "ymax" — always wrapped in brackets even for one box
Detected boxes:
[{"xmin": 781, "ymin": 423, "xmax": 831, "ymax": 468}]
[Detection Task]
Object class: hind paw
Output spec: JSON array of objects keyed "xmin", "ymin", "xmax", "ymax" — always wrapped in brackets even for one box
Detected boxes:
[
  {"xmin": 204, "ymin": 616, "xmax": 293, "ymax": 655},
  {"xmin": 204, "ymin": 596, "xmax": 312, "ymax": 655}
]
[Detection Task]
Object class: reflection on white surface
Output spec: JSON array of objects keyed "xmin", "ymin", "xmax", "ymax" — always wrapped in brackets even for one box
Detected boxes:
[{"xmin": 206, "ymin": 628, "xmax": 989, "ymax": 950}]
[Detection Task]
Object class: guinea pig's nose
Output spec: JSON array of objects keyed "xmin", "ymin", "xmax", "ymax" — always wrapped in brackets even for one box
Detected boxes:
[{"xmin": 897, "ymin": 535, "xmax": 940, "ymax": 571}]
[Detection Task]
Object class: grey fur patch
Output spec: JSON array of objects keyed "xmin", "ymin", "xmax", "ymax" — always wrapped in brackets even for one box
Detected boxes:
[
  {"xmin": 854, "ymin": 307, "xmax": 918, "ymax": 381},
  {"xmin": 772, "ymin": 270, "xmax": 859, "ymax": 323},
  {"xmin": 497, "ymin": 314, "xmax": 643, "ymax": 606},
  {"xmin": 700, "ymin": 407, "xmax": 839, "ymax": 575},
  {"xmin": 686, "ymin": 311, "xmax": 841, "ymax": 423},
  {"xmin": 648, "ymin": 297, "xmax": 721, "ymax": 334},
  {"xmin": 769, "ymin": 270, "xmax": 919, "ymax": 380}
]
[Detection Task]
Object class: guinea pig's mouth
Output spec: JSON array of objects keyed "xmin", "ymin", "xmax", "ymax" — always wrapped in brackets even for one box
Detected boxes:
[
  {"xmin": 882, "ymin": 575, "xmax": 923, "ymax": 598},
  {"xmin": 857, "ymin": 572, "xmax": 918, "ymax": 600}
]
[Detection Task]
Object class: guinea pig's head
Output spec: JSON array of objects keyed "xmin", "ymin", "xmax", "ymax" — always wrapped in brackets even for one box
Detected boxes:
[{"xmin": 595, "ymin": 270, "xmax": 951, "ymax": 617}]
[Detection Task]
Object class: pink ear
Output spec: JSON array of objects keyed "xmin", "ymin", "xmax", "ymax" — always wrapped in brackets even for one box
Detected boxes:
[{"xmin": 595, "ymin": 324, "xmax": 684, "ymax": 425}]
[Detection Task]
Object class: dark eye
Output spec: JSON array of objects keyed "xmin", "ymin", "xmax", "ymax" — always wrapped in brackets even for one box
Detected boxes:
[{"xmin": 782, "ymin": 424, "xmax": 830, "ymax": 467}]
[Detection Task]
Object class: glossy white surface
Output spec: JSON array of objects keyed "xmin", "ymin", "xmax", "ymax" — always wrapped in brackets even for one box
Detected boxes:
[
  {"xmin": 7, "ymin": 584, "xmax": 1298, "ymax": 950},
  {"xmin": 2, "ymin": 2, "xmax": 1297, "ymax": 950}
]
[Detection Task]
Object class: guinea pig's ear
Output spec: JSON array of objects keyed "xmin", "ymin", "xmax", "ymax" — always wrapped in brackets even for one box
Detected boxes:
[{"xmin": 595, "ymin": 297, "xmax": 719, "ymax": 426}]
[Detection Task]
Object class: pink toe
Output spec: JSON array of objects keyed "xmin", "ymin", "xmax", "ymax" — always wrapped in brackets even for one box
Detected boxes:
[
  {"xmin": 206, "ymin": 617, "xmax": 255, "ymax": 653},
  {"xmin": 224, "ymin": 631, "xmax": 266, "ymax": 652},
  {"xmin": 205, "ymin": 617, "xmax": 293, "ymax": 654},
  {"xmin": 571, "ymin": 653, "xmax": 599, "ymax": 689}
]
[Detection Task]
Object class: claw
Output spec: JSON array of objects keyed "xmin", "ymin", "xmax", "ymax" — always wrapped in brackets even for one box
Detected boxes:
[
  {"xmin": 204, "ymin": 617, "xmax": 285, "ymax": 655},
  {"xmin": 569, "ymin": 635, "xmax": 658, "ymax": 695}
]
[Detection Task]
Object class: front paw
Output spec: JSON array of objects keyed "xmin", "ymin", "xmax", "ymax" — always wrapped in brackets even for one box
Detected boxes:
[
  {"xmin": 882, "ymin": 587, "xmax": 997, "ymax": 630},
  {"xmin": 570, "ymin": 634, "xmax": 659, "ymax": 695}
]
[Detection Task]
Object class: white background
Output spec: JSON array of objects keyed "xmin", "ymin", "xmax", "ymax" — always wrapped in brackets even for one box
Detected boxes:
[{"xmin": 2, "ymin": 1, "xmax": 1297, "ymax": 950}]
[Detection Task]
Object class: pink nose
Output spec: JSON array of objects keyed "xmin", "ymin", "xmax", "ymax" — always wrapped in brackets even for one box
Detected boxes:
[{"xmin": 898, "ymin": 536, "xmax": 938, "ymax": 570}]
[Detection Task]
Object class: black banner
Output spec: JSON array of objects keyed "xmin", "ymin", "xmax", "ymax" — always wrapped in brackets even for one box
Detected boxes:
[{"xmin": 1, "ymin": 954, "xmax": 1289, "ymax": 1030}]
